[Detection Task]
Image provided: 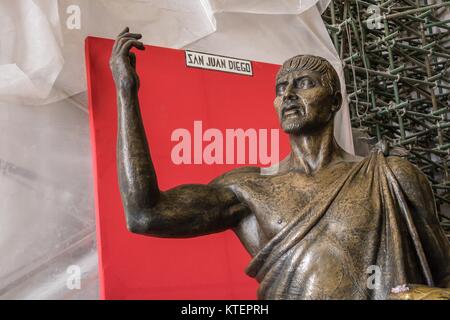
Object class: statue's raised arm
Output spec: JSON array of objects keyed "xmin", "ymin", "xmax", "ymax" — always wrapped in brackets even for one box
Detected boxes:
[{"xmin": 109, "ymin": 28, "xmax": 249, "ymax": 237}]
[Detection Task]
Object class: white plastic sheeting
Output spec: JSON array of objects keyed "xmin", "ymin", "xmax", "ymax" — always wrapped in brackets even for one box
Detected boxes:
[
  {"xmin": 0, "ymin": 0, "xmax": 63, "ymax": 105},
  {"xmin": 0, "ymin": 0, "xmax": 354, "ymax": 299},
  {"xmin": 0, "ymin": 93, "xmax": 98, "ymax": 299}
]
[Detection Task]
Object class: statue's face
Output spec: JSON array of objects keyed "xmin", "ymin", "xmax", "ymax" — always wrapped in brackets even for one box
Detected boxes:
[{"xmin": 274, "ymin": 69, "xmax": 340, "ymax": 135}]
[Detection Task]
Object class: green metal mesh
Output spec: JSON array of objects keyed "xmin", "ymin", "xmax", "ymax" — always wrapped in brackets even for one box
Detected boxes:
[{"xmin": 322, "ymin": 0, "xmax": 450, "ymax": 236}]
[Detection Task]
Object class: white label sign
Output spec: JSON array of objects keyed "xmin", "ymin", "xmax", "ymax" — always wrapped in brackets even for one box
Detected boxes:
[{"xmin": 185, "ymin": 50, "xmax": 253, "ymax": 76}]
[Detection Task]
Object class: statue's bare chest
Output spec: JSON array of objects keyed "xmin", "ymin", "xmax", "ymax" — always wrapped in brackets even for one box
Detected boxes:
[
  {"xmin": 230, "ymin": 162, "xmax": 364, "ymax": 255},
  {"xmin": 234, "ymin": 173, "xmax": 324, "ymax": 236}
]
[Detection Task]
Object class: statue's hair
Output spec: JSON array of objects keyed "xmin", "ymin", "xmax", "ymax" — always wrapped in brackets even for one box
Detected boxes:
[{"xmin": 276, "ymin": 55, "xmax": 340, "ymax": 95}]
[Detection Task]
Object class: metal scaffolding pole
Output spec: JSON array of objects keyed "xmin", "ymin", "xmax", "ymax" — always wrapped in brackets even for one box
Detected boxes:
[{"xmin": 323, "ymin": 0, "xmax": 450, "ymax": 236}]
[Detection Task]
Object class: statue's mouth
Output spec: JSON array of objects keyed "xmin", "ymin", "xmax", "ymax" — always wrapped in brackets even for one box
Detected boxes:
[{"xmin": 282, "ymin": 103, "xmax": 304, "ymax": 119}]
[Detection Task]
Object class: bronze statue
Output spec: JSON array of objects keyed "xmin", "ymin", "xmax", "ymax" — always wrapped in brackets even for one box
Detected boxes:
[{"xmin": 109, "ymin": 27, "xmax": 450, "ymax": 300}]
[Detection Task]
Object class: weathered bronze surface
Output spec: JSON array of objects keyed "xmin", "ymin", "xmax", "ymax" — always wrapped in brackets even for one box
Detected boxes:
[{"xmin": 110, "ymin": 27, "xmax": 450, "ymax": 300}]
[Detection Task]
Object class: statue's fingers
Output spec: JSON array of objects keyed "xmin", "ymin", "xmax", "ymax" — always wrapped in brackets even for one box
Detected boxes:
[
  {"xmin": 118, "ymin": 27, "xmax": 129, "ymax": 37},
  {"xmin": 116, "ymin": 33, "xmax": 141, "ymax": 48},
  {"xmin": 113, "ymin": 27, "xmax": 133, "ymax": 53},
  {"xmin": 120, "ymin": 32, "xmax": 142, "ymax": 40},
  {"xmin": 114, "ymin": 33, "xmax": 142, "ymax": 52},
  {"xmin": 113, "ymin": 28, "xmax": 128, "ymax": 52},
  {"xmin": 119, "ymin": 39, "xmax": 145, "ymax": 56},
  {"xmin": 115, "ymin": 37, "xmax": 140, "ymax": 53}
]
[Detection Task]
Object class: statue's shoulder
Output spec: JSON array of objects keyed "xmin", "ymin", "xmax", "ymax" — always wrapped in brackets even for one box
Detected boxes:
[
  {"xmin": 385, "ymin": 155, "xmax": 429, "ymax": 187},
  {"xmin": 384, "ymin": 155, "xmax": 436, "ymax": 213},
  {"xmin": 384, "ymin": 154, "xmax": 439, "ymax": 224},
  {"xmin": 209, "ymin": 166, "xmax": 260, "ymax": 187}
]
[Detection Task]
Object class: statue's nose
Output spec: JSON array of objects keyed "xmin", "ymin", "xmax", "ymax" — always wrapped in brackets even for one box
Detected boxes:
[{"xmin": 283, "ymin": 83, "xmax": 297, "ymax": 101}]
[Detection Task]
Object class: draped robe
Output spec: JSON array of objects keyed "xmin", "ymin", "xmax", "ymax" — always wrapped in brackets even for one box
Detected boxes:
[{"xmin": 242, "ymin": 150, "xmax": 450, "ymax": 299}]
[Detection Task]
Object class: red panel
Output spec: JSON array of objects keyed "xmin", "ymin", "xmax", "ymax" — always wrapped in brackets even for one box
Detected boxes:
[{"xmin": 85, "ymin": 36, "xmax": 289, "ymax": 299}]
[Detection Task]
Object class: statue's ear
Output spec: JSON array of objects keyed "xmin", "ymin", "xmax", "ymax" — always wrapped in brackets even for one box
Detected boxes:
[{"xmin": 331, "ymin": 91, "xmax": 342, "ymax": 113}]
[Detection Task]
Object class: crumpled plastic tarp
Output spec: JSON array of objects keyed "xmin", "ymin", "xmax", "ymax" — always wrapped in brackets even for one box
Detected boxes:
[{"xmin": 0, "ymin": 0, "xmax": 354, "ymax": 299}]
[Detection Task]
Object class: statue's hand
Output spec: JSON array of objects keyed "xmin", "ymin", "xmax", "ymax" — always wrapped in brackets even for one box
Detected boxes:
[
  {"xmin": 109, "ymin": 27, "xmax": 145, "ymax": 93},
  {"xmin": 389, "ymin": 284, "xmax": 450, "ymax": 300}
]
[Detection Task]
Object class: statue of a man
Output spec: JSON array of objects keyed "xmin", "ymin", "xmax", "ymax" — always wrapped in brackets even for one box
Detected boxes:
[{"xmin": 109, "ymin": 27, "xmax": 450, "ymax": 300}]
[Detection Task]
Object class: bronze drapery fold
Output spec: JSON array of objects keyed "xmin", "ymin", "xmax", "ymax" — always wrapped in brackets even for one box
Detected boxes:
[{"xmin": 245, "ymin": 150, "xmax": 442, "ymax": 299}]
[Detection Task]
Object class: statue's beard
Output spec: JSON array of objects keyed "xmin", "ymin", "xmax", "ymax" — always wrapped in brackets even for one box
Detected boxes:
[
  {"xmin": 282, "ymin": 117, "xmax": 306, "ymax": 134},
  {"xmin": 281, "ymin": 115, "xmax": 329, "ymax": 135}
]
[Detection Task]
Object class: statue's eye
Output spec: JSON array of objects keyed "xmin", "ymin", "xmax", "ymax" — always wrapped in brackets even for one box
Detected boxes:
[
  {"xmin": 276, "ymin": 83, "xmax": 287, "ymax": 96},
  {"xmin": 296, "ymin": 77, "xmax": 315, "ymax": 89}
]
